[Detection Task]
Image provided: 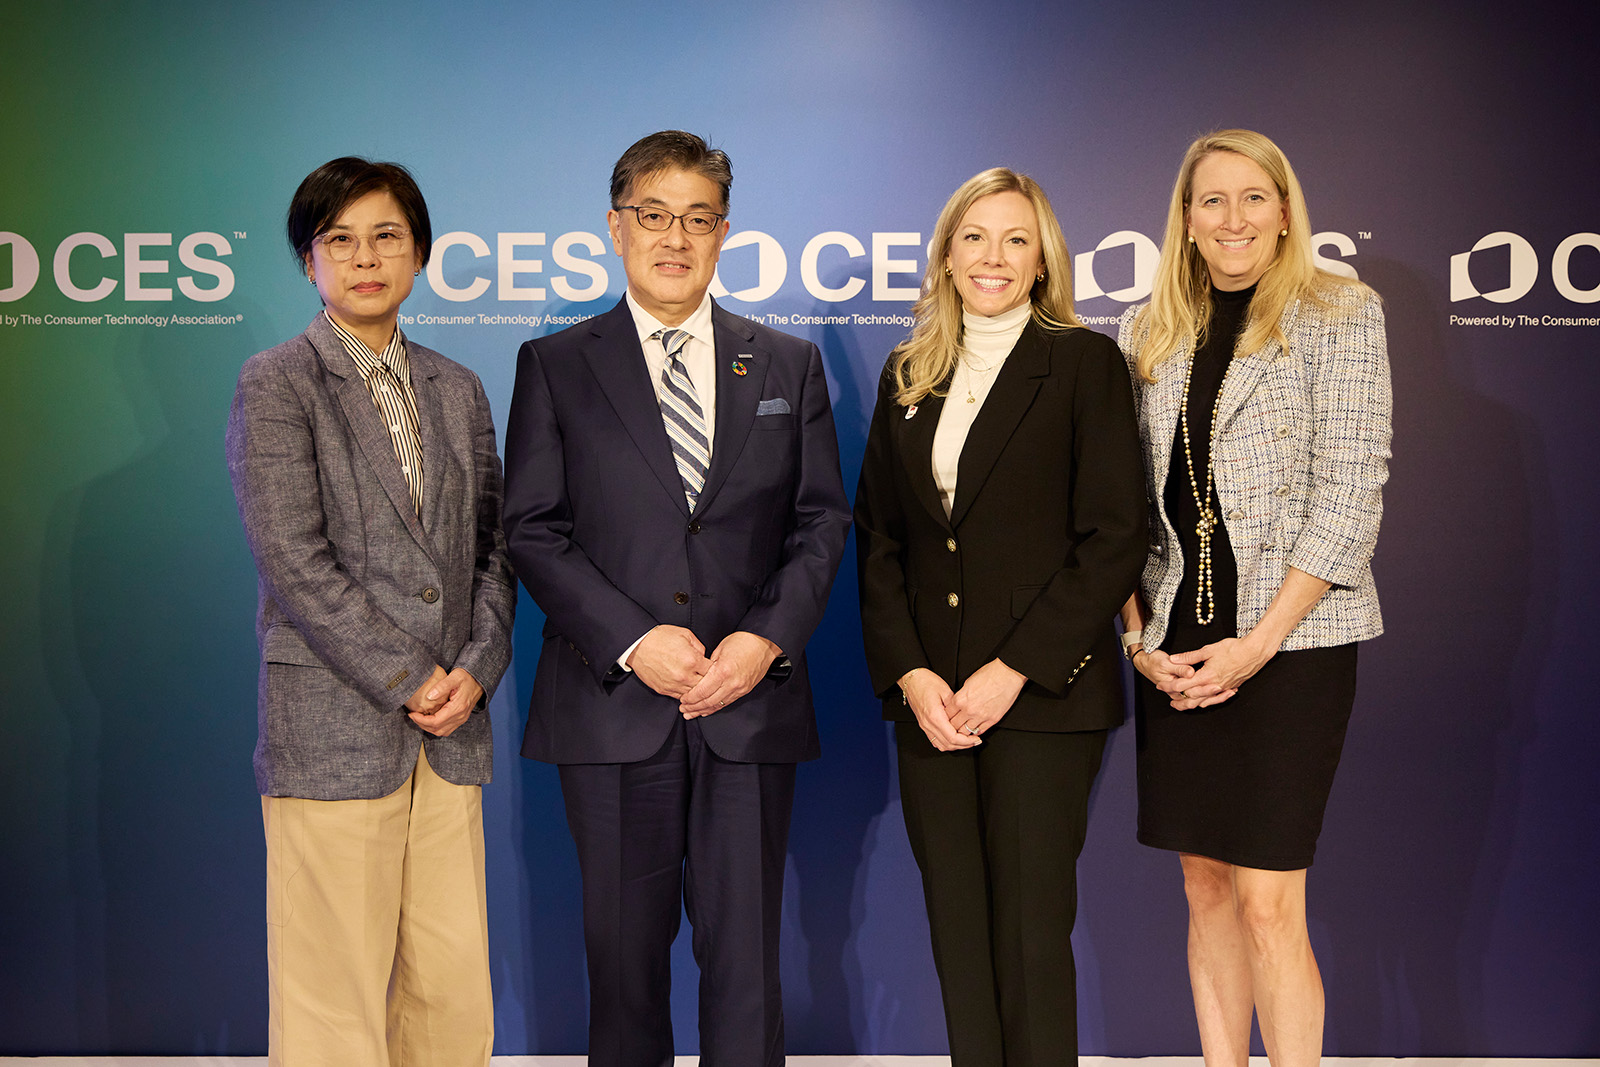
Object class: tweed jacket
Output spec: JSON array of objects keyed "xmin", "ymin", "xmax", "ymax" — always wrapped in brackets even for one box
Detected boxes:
[
  {"xmin": 1117, "ymin": 285, "xmax": 1391, "ymax": 653},
  {"xmin": 226, "ymin": 313, "xmax": 517, "ymax": 800}
]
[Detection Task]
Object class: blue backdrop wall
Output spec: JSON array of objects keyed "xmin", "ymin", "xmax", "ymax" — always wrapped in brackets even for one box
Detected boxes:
[{"xmin": 2, "ymin": 0, "xmax": 1597, "ymax": 1056}]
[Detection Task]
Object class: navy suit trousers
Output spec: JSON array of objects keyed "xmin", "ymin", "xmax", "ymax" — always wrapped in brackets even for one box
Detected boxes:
[{"xmin": 559, "ymin": 716, "xmax": 795, "ymax": 1067}]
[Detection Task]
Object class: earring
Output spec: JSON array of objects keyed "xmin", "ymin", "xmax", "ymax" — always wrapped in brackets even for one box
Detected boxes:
[
  {"xmin": 1188, "ymin": 235, "xmax": 1195, "ymax": 244},
  {"xmin": 1280, "ymin": 228, "xmax": 1288, "ymax": 237},
  {"xmin": 1036, "ymin": 273, "xmax": 1045, "ymax": 282},
  {"xmin": 944, "ymin": 264, "xmax": 953, "ymax": 277},
  {"xmin": 308, "ymin": 276, "xmax": 316, "ymax": 285},
  {"xmin": 414, "ymin": 270, "xmax": 421, "ymax": 277}
]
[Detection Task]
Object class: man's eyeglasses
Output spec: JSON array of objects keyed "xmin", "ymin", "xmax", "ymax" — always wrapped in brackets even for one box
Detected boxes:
[{"xmin": 617, "ymin": 206, "xmax": 725, "ymax": 236}]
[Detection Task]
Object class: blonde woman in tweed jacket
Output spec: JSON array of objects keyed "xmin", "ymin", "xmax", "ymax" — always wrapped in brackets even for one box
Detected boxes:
[{"xmin": 1117, "ymin": 130, "xmax": 1391, "ymax": 1067}]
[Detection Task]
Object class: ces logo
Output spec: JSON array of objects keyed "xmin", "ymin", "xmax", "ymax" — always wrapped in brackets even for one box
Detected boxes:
[
  {"xmin": 0, "ymin": 231, "xmax": 236, "ymax": 303},
  {"xmin": 1450, "ymin": 232, "xmax": 1600, "ymax": 304}
]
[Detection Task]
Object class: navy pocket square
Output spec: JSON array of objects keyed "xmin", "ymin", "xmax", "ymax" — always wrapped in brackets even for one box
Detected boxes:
[{"xmin": 756, "ymin": 398, "xmax": 791, "ymax": 416}]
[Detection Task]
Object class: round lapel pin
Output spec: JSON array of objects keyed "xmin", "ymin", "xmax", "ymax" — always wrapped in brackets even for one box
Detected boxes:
[{"xmin": 731, "ymin": 360, "xmax": 748, "ymax": 376}]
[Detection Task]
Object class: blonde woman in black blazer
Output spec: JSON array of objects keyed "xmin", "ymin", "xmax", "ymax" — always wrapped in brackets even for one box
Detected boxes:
[{"xmin": 855, "ymin": 168, "xmax": 1146, "ymax": 1065}]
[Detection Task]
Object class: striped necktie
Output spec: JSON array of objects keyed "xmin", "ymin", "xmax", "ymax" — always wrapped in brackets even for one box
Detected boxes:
[{"xmin": 654, "ymin": 327, "xmax": 709, "ymax": 511}]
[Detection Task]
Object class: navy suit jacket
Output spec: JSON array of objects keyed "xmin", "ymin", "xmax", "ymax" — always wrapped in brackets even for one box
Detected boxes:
[{"xmin": 503, "ymin": 297, "xmax": 850, "ymax": 765}]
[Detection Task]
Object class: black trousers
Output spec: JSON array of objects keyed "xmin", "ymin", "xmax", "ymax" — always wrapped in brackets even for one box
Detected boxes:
[
  {"xmin": 559, "ymin": 715, "xmax": 795, "ymax": 1067},
  {"xmin": 896, "ymin": 721, "xmax": 1108, "ymax": 1067}
]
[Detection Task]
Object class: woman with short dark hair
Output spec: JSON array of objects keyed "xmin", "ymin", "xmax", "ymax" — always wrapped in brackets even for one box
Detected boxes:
[{"xmin": 227, "ymin": 157, "xmax": 515, "ymax": 1065}]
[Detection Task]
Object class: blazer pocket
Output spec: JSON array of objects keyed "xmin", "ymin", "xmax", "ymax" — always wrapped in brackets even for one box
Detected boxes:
[
  {"xmin": 752, "ymin": 412, "xmax": 794, "ymax": 430},
  {"xmin": 756, "ymin": 397, "xmax": 792, "ymax": 416},
  {"xmin": 262, "ymin": 624, "xmax": 327, "ymax": 667},
  {"xmin": 1010, "ymin": 584, "xmax": 1046, "ymax": 619}
]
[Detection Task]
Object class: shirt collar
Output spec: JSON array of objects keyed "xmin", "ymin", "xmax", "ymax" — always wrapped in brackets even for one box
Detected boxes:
[
  {"xmin": 625, "ymin": 290, "xmax": 714, "ymax": 353},
  {"xmin": 324, "ymin": 310, "xmax": 409, "ymax": 382}
]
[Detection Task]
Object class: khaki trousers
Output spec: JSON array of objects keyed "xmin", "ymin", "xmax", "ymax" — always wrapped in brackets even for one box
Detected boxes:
[{"xmin": 263, "ymin": 747, "xmax": 492, "ymax": 1067}]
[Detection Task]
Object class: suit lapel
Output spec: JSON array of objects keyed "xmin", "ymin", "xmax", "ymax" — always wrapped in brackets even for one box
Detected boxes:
[
  {"xmin": 898, "ymin": 383, "xmax": 951, "ymax": 530},
  {"xmin": 949, "ymin": 323, "xmax": 1049, "ymax": 529},
  {"xmin": 407, "ymin": 342, "xmax": 445, "ymax": 550},
  {"xmin": 698, "ymin": 303, "xmax": 768, "ymax": 513},
  {"xmin": 1216, "ymin": 298, "xmax": 1295, "ymax": 428},
  {"xmin": 581, "ymin": 300, "xmax": 690, "ymax": 516},
  {"xmin": 1217, "ymin": 341, "xmax": 1269, "ymax": 430},
  {"xmin": 308, "ymin": 316, "xmax": 431, "ymax": 553},
  {"xmin": 1145, "ymin": 342, "xmax": 1188, "ymax": 493}
]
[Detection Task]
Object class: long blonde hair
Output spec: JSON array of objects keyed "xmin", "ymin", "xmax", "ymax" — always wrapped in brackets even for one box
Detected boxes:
[
  {"xmin": 890, "ymin": 168, "xmax": 1081, "ymax": 406},
  {"xmin": 1126, "ymin": 129, "xmax": 1368, "ymax": 383}
]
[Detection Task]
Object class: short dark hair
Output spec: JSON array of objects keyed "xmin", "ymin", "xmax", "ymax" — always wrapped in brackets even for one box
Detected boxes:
[
  {"xmin": 285, "ymin": 157, "xmax": 434, "ymax": 267},
  {"xmin": 609, "ymin": 131, "xmax": 732, "ymax": 213}
]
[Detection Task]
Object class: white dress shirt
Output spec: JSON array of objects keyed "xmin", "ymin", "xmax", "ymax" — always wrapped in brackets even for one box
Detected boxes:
[{"xmin": 616, "ymin": 289, "xmax": 720, "ymax": 671}]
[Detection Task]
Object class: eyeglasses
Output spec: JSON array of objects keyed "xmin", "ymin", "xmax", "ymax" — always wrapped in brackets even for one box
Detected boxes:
[
  {"xmin": 617, "ymin": 205, "xmax": 726, "ymax": 236},
  {"xmin": 315, "ymin": 227, "xmax": 413, "ymax": 262}
]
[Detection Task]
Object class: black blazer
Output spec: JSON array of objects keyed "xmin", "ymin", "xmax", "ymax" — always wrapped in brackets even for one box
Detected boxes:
[{"xmin": 854, "ymin": 320, "xmax": 1147, "ymax": 733}]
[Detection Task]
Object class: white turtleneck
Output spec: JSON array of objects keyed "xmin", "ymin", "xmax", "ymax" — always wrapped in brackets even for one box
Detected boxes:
[{"xmin": 932, "ymin": 301, "xmax": 1032, "ymax": 518}]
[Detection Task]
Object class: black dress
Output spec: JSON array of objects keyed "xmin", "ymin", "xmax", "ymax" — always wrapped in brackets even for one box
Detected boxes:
[{"xmin": 1135, "ymin": 284, "xmax": 1356, "ymax": 871}]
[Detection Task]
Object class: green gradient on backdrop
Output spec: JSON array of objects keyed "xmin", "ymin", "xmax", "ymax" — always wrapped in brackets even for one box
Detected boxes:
[
  {"xmin": 1, "ymin": 0, "xmax": 629, "ymax": 1047},
  {"xmin": 3, "ymin": 1, "xmax": 334, "ymax": 1049}
]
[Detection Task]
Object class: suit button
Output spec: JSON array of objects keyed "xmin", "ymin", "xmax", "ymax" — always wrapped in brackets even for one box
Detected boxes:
[
  {"xmin": 946, "ymin": 537, "xmax": 957, "ymax": 552},
  {"xmin": 1275, "ymin": 484, "xmax": 1291, "ymax": 496},
  {"xmin": 674, "ymin": 591, "xmax": 689, "ymax": 605},
  {"xmin": 420, "ymin": 587, "xmax": 439, "ymax": 603},
  {"xmin": 947, "ymin": 593, "xmax": 960, "ymax": 608},
  {"xmin": 1276, "ymin": 425, "xmax": 1292, "ymax": 438},
  {"xmin": 1262, "ymin": 541, "xmax": 1278, "ymax": 550},
  {"xmin": 688, "ymin": 520, "xmax": 702, "ymax": 534},
  {"xmin": 1228, "ymin": 509, "xmax": 1244, "ymax": 520}
]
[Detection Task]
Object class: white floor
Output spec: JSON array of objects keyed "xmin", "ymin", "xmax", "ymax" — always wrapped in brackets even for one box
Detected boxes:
[{"xmin": 1, "ymin": 1058, "xmax": 1595, "ymax": 1066}]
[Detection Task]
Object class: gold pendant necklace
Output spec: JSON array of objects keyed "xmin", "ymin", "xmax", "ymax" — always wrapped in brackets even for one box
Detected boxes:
[
  {"xmin": 963, "ymin": 354, "xmax": 1001, "ymax": 403},
  {"xmin": 1179, "ymin": 349, "xmax": 1232, "ymax": 625}
]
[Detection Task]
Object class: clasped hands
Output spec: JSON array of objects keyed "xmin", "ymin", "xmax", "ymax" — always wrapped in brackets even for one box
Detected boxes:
[
  {"xmin": 628, "ymin": 624, "xmax": 781, "ymax": 718},
  {"xmin": 899, "ymin": 659, "xmax": 1027, "ymax": 752},
  {"xmin": 1135, "ymin": 633, "xmax": 1275, "ymax": 710},
  {"xmin": 406, "ymin": 664, "xmax": 484, "ymax": 737}
]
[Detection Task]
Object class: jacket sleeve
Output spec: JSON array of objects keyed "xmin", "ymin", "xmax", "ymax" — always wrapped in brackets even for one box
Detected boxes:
[
  {"xmin": 501, "ymin": 338, "xmax": 662, "ymax": 683},
  {"xmin": 448, "ymin": 373, "xmax": 517, "ymax": 703},
  {"xmin": 225, "ymin": 351, "xmax": 438, "ymax": 711},
  {"xmin": 1286, "ymin": 290, "xmax": 1392, "ymax": 587},
  {"xmin": 993, "ymin": 333, "xmax": 1149, "ymax": 693},
  {"xmin": 731, "ymin": 342, "xmax": 852, "ymax": 659},
  {"xmin": 853, "ymin": 364, "xmax": 933, "ymax": 697}
]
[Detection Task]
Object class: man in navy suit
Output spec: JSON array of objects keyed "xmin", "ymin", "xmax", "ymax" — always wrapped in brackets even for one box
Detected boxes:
[{"xmin": 502, "ymin": 131, "xmax": 850, "ymax": 1067}]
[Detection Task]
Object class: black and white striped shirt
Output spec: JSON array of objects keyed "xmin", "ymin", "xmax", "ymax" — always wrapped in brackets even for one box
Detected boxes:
[{"xmin": 325, "ymin": 311, "xmax": 424, "ymax": 518}]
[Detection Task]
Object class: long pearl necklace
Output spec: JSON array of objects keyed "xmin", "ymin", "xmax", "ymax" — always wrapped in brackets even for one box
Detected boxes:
[{"xmin": 1178, "ymin": 348, "xmax": 1233, "ymax": 625}]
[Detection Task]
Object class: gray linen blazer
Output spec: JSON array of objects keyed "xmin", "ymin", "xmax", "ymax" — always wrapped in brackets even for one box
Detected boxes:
[
  {"xmin": 227, "ymin": 313, "xmax": 516, "ymax": 800},
  {"xmin": 1118, "ymin": 285, "xmax": 1391, "ymax": 653}
]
